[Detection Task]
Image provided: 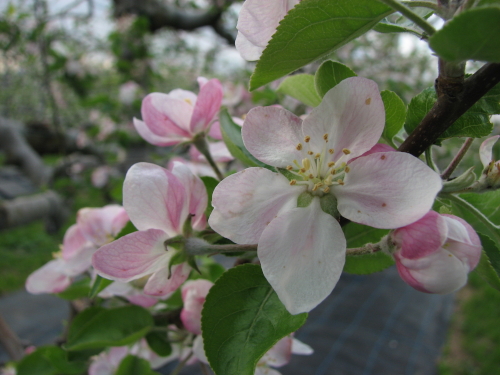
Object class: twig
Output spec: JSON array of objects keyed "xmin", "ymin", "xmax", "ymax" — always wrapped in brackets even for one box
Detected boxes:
[
  {"xmin": 441, "ymin": 137, "xmax": 474, "ymax": 179},
  {"xmin": 0, "ymin": 313, "xmax": 24, "ymax": 361}
]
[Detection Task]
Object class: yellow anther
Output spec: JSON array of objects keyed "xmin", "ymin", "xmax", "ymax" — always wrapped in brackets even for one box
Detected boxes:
[
  {"xmin": 307, "ymin": 151, "xmax": 314, "ymax": 155},
  {"xmin": 323, "ymin": 134, "xmax": 329, "ymax": 142},
  {"xmin": 323, "ymin": 186, "xmax": 330, "ymax": 193},
  {"xmin": 345, "ymin": 166, "xmax": 351, "ymax": 173},
  {"xmin": 290, "ymin": 179, "xmax": 297, "ymax": 185},
  {"xmin": 365, "ymin": 97, "xmax": 372, "ymax": 105},
  {"xmin": 330, "ymin": 169, "xmax": 336, "ymax": 175},
  {"xmin": 337, "ymin": 179, "xmax": 345, "ymax": 185},
  {"xmin": 315, "ymin": 153, "xmax": 321, "ymax": 159},
  {"xmin": 184, "ymin": 98, "xmax": 193, "ymax": 105},
  {"xmin": 304, "ymin": 136, "xmax": 311, "ymax": 143},
  {"xmin": 308, "ymin": 174, "xmax": 314, "ymax": 179},
  {"xmin": 342, "ymin": 148, "xmax": 351, "ymax": 155},
  {"xmin": 302, "ymin": 158, "xmax": 311, "ymax": 170},
  {"xmin": 328, "ymin": 149, "xmax": 334, "ymax": 154},
  {"xmin": 328, "ymin": 162, "xmax": 335, "ymax": 168},
  {"xmin": 299, "ymin": 168, "xmax": 306, "ymax": 173},
  {"xmin": 286, "ymin": 165, "xmax": 293, "ymax": 171},
  {"xmin": 241, "ymin": 114, "xmax": 247, "ymax": 120},
  {"xmin": 312, "ymin": 184, "xmax": 319, "ymax": 191},
  {"xmin": 296, "ymin": 143, "xmax": 303, "ymax": 151}
]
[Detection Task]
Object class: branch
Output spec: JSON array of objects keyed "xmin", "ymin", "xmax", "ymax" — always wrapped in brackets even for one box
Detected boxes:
[
  {"xmin": 112, "ymin": 0, "xmax": 236, "ymax": 44},
  {"xmin": 398, "ymin": 62, "xmax": 500, "ymax": 157},
  {"xmin": 0, "ymin": 313, "xmax": 25, "ymax": 361}
]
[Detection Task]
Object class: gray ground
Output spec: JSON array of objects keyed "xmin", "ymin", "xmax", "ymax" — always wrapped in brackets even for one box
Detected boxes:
[{"xmin": 0, "ymin": 265, "xmax": 454, "ymax": 375}]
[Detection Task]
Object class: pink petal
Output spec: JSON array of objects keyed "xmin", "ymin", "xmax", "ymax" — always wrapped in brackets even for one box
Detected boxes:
[
  {"xmin": 391, "ymin": 211, "xmax": 447, "ymax": 260},
  {"xmin": 190, "ymin": 79, "xmax": 223, "ymax": 134},
  {"xmin": 209, "ymin": 168, "xmax": 302, "ymax": 244},
  {"xmin": 258, "ymin": 198, "xmax": 346, "ymax": 314},
  {"xmin": 261, "ymin": 336, "xmax": 292, "ymax": 368},
  {"xmin": 335, "ymin": 152, "xmax": 442, "ymax": 229},
  {"xmin": 144, "ymin": 262, "xmax": 191, "ymax": 297},
  {"xmin": 77, "ymin": 205, "xmax": 128, "ymax": 247},
  {"xmin": 243, "ymin": 106, "xmax": 304, "ymax": 168},
  {"xmin": 133, "ymin": 118, "xmax": 186, "ymax": 146},
  {"xmin": 170, "ymin": 161, "xmax": 208, "ymax": 230},
  {"xmin": 208, "ymin": 120, "xmax": 223, "ymax": 140},
  {"xmin": 124, "ymin": 163, "xmax": 187, "ymax": 236},
  {"xmin": 348, "ymin": 143, "xmax": 395, "ymax": 164},
  {"xmin": 235, "ymin": 32, "xmax": 266, "ymax": 61},
  {"xmin": 479, "ymin": 135, "xmax": 499, "ymax": 168},
  {"xmin": 304, "ymin": 77, "xmax": 385, "ymax": 162},
  {"xmin": 442, "ymin": 214, "xmax": 481, "ymax": 269},
  {"xmin": 189, "ymin": 142, "xmax": 233, "ymax": 163},
  {"xmin": 25, "ymin": 260, "xmax": 71, "ymax": 294},
  {"xmin": 61, "ymin": 224, "xmax": 88, "ymax": 260},
  {"xmin": 141, "ymin": 93, "xmax": 192, "ymax": 137},
  {"xmin": 92, "ymin": 229, "xmax": 170, "ymax": 282},
  {"xmin": 396, "ymin": 248, "xmax": 468, "ymax": 294},
  {"xmin": 180, "ymin": 279, "xmax": 214, "ymax": 334}
]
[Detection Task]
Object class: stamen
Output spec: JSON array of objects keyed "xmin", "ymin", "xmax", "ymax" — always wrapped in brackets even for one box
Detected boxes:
[
  {"xmin": 345, "ymin": 166, "xmax": 350, "ymax": 173},
  {"xmin": 302, "ymin": 158, "xmax": 311, "ymax": 170},
  {"xmin": 307, "ymin": 151, "xmax": 314, "ymax": 155},
  {"xmin": 315, "ymin": 153, "xmax": 321, "ymax": 159},
  {"xmin": 328, "ymin": 162, "xmax": 335, "ymax": 167},
  {"xmin": 323, "ymin": 186, "xmax": 330, "ymax": 193},
  {"xmin": 342, "ymin": 148, "xmax": 351, "ymax": 155},
  {"xmin": 328, "ymin": 149, "xmax": 334, "ymax": 154},
  {"xmin": 312, "ymin": 184, "xmax": 320, "ymax": 191},
  {"xmin": 296, "ymin": 143, "xmax": 303, "ymax": 151},
  {"xmin": 323, "ymin": 134, "xmax": 329, "ymax": 142},
  {"xmin": 330, "ymin": 169, "xmax": 336, "ymax": 175},
  {"xmin": 290, "ymin": 180, "xmax": 297, "ymax": 185},
  {"xmin": 286, "ymin": 165, "xmax": 293, "ymax": 171},
  {"xmin": 304, "ymin": 136, "xmax": 311, "ymax": 143},
  {"xmin": 308, "ymin": 174, "xmax": 314, "ymax": 179},
  {"xmin": 299, "ymin": 168, "xmax": 306, "ymax": 173},
  {"xmin": 324, "ymin": 175, "xmax": 333, "ymax": 185},
  {"xmin": 337, "ymin": 179, "xmax": 344, "ymax": 185}
]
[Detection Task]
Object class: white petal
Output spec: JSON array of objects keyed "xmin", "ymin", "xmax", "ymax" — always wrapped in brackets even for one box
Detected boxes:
[
  {"xmin": 479, "ymin": 135, "xmax": 499, "ymax": 168},
  {"xmin": 209, "ymin": 168, "xmax": 302, "ymax": 244},
  {"xmin": 258, "ymin": 199, "xmax": 346, "ymax": 314},
  {"xmin": 291, "ymin": 338, "xmax": 313, "ymax": 355},
  {"xmin": 335, "ymin": 152, "xmax": 442, "ymax": 228}
]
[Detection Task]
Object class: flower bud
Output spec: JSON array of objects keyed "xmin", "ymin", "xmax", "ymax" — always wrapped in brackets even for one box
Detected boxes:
[
  {"xmin": 390, "ymin": 211, "xmax": 481, "ymax": 294},
  {"xmin": 441, "ymin": 167, "xmax": 476, "ymax": 193},
  {"xmin": 180, "ymin": 279, "xmax": 214, "ymax": 335}
]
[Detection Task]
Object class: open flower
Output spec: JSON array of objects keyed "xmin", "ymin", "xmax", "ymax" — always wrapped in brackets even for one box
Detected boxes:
[
  {"xmin": 133, "ymin": 77, "xmax": 223, "ymax": 146},
  {"xmin": 391, "ymin": 211, "xmax": 481, "ymax": 293},
  {"xmin": 209, "ymin": 77, "xmax": 442, "ymax": 314},
  {"xmin": 92, "ymin": 162, "xmax": 207, "ymax": 297},
  {"xmin": 236, "ymin": 0, "xmax": 301, "ymax": 61},
  {"xmin": 478, "ymin": 135, "xmax": 500, "ymax": 190}
]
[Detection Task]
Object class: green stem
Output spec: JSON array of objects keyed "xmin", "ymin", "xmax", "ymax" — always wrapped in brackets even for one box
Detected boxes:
[
  {"xmin": 425, "ymin": 147, "xmax": 439, "ymax": 173},
  {"xmin": 192, "ymin": 135, "xmax": 225, "ymax": 181},
  {"xmin": 441, "ymin": 137, "xmax": 474, "ymax": 180},
  {"xmin": 346, "ymin": 243, "xmax": 381, "ymax": 256},
  {"xmin": 402, "ymin": 1, "xmax": 441, "ymax": 13},
  {"xmin": 184, "ymin": 238, "xmax": 258, "ymax": 256},
  {"xmin": 442, "ymin": 193, "xmax": 500, "ymax": 244},
  {"xmin": 378, "ymin": 0, "xmax": 436, "ymax": 35}
]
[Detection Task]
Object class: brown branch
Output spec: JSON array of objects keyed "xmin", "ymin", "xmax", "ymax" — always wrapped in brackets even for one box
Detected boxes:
[
  {"xmin": 398, "ymin": 62, "xmax": 500, "ymax": 157},
  {"xmin": 112, "ymin": 0, "xmax": 236, "ymax": 44},
  {"xmin": 0, "ymin": 313, "xmax": 25, "ymax": 361}
]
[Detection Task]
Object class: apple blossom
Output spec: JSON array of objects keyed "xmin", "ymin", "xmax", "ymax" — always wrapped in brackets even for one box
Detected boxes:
[
  {"xmin": 236, "ymin": 0, "xmax": 301, "ymax": 61},
  {"xmin": 478, "ymin": 135, "xmax": 500, "ymax": 191},
  {"xmin": 133, "ymin": 77, "xmax": 223, "ymax": 146},
  {"xmin": 209, "ymin": 77, "xmax": 442, "ymax": 314},
  {"xmin": 180, "ymin": 279, "xmax": 214, "ymax": 335},
  {"xmin": 92, "ymin": 162, "xmax": 208, "ymax": 297},
  {"xmin": 391, "ymin": 211, "xmax": 482, "ymax": 294}
]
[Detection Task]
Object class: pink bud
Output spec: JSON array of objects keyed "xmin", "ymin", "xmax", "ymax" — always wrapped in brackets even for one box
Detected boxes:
[
  {"xmin": 180, "ymin": 279, "xmax": 213, "ymax": 334},
  {"xmin": 391, "ymin": 211, "xmax": 481, "ymax": 294}
]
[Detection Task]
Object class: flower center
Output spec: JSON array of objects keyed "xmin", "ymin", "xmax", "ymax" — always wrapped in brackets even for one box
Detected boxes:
[{"xmin": 286, "ymin": 134, "xmax": 351, "ymax": 196}]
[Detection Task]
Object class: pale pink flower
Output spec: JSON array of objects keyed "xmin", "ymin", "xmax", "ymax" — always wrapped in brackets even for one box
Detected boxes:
[
  {"xmin": 209, "ymin": 77, "xmax": 442, "ymax": 314},
  {"xmin": 25, "ymin": 206, "xmax": 128, "ymax": 295},
  {"xmin": 92, "ymin": 162, "xmax": 207, "ymax": 297},
  {"xmin": 478, "ymin": 135, "xmax": 500, "ymax": 190},
  {"xmin": 98, "ymin": 281, "xmax": 158, "ymax": 308},
  {"xmin": 236, "ymin": 0, "xmax": 301, "ymax": 61},
  {"xmin": 180, "ymin": 279, "xmax": 214, "ymax": 335},
  {"xmin": 392, "ymin": 211, "xmax": 481, "ymax": 294},
  {"xmin": 133, "ymin": 77, "xmax": 223, "ymax": 146}
]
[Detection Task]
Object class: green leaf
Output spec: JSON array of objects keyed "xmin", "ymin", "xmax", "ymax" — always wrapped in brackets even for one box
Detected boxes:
[
  {"xmin": 57, "ymin": 277, "xmax": 91, "ymax": 300},
  {"xmin": 89, "ymin": 275, "xmax": 114, "ymax": 298},
  {"xmin": 115, "ymin": 355, "xmax": 158, "ymax": 375},
  {"xmin": 474, "ymin": 238, "xmax": 500, "ymax": 291},
  {"xmin": 116, "ymin": 220, "xmax": 137, "ymax": 239},
  {"xmin": 343, "ymin": 222, "xmax": 394, "ymax": 274},
  {"xmin": 277, "ymin": 74, "xmax": 322, "ymax": 107},
  {"xmin": 145, "ymin": 331, "xmax": 172, "ymax": 357},
  {"xmin": 65, "ymin": 306, "xmax": 153, "ymax": 351},
  {"xmin": 17, "ymin": 346, "xmax": 86, "ymax": 375},
  {"xmin": 219, "ymin": 109, "xmax": 271, "ymax": 169},
  {"xmin": 314, "ymin": 60, "xmax": 357, "ymax": 98},
  {"xmin": 405, "ymin": 87, "xmax": 493, "ymax": 144},
  {"xmin": 373, "ymin": 21, "xmax": 421, "ymax": 36},
  {"xmin": 201, "ymin": 176, "xmax": 218, "ymax": 217},
  {"xmin": 381, "ymin": 90, "xmax": 406, "ymax": 143},
  {"xmin": 202, "ymin": 264, "xmax": 307, "ymax": 375},
  {"xmin": 429, "ymin": 7, "xmax": 500, "ymax": 63},
  {"xmin": 476, "ymin": 81, "xmax": 500, "ymax": 115},
  {"xmin": 250, "ymin": 0, "xmax": 393, "ymax": 89}
]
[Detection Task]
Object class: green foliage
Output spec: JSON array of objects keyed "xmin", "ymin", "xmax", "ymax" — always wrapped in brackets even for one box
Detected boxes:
[
  {"xmin": 16, "ymin": 346, "xmax": 86, "ymax": 375},
  {"xmin": 201, "ymin": 176, "xmax": 219, "ymax": 217},
  {"xmin": 57, "ymin": 277, "xmax": 91, "ymax": 300},
  {"xmin": 88, "ymin": 275, "xmax": 114, "ymax": 299},
  {"xmin": 429, "ymin": 7, "xmax": 500, "ymax": 63},
  {"xmin": 65, "ymin": 306, "xmax": 153, "ymax": 351},
  {"xmin": 381, "ymin": 90, "xmax": 406, "ymax": 144},
  {"xmin": 202, "ymin": 264, "xmax": 307, "ymax": 375},
  {"xmin": 405, "ymin": 87, "xmax": 493, "ymax": 143},
  {"xmin": 314, "ymin": 61, "xmax": 357, "ymax": 98},
  {"xmin": 250, "ymin": 0, "xmax": 393, "ymax": 89},
  {"xmin": 115, "ymin": 355, "xmax": 159, "ymax": 375},
  {"xmin": 277, "ymin": 74, "xmax": 321, "ymax": 107},
  {"xmin": 145, "ymin": 331, "xmax": 173, "ymax": 357}
]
